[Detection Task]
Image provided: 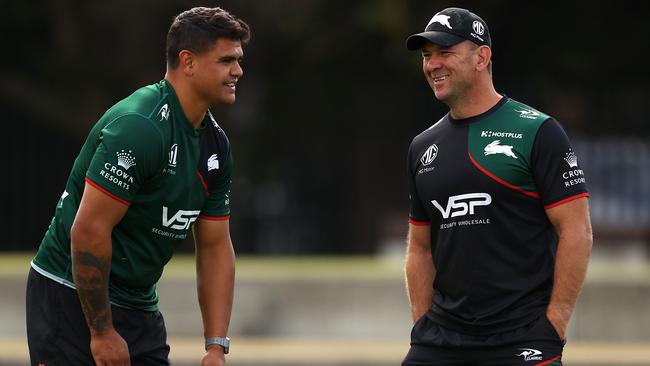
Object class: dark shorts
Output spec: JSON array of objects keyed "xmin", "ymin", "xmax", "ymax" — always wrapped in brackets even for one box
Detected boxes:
[
  {"xmin": 402, "ymin": 314, "xmax": 564, "ymax": 366},
  {"xmin": 26, "ymin": 267, "xmax": 170, "ymax": 366}
]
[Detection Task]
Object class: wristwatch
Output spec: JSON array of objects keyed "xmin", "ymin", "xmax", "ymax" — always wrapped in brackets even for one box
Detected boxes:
[{"xmin": 205, "ymin": 336, "xmax": 230, "ymax": 354}]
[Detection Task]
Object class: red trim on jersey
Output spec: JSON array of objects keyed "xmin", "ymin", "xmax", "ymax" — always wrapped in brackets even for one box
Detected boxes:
[
  {"xmin": 544, "ymin": 193, "xmax": 589, "ymax": 209},
  {"xmin": 409, "ymin": 218, "xmax": 431, "ymax": 226},
  {"xmin": 85, "ymin": 178, "xmax": 131, "ymax": 206},
  {"xmin": 196, "ymin": 170, "xmax": 209, "ymax": 197},
  {"xmin": 199, "ymin": 215, "xmax": 230, "ymax": 221},
  {"xmin": 468, "ymin": 152, "xmax": 541, "ymax": 199},
  {"xmin": 534, "ymin": 354, "xmax": 562, "ymax": 366}
]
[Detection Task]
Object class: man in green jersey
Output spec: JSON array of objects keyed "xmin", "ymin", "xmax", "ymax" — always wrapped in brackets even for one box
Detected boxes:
[
  {"xmin": 402, "ymin": 7, "xmax": 593, "ymax": 366},
  {"xmin": 27, "ymin": 7, "xmax": 249, "ymax": 366}
]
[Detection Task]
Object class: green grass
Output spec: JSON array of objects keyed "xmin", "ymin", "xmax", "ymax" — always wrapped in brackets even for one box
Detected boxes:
[{"xmin": 4, "ymin": 252, "xmax": 650, "ymax": 284}]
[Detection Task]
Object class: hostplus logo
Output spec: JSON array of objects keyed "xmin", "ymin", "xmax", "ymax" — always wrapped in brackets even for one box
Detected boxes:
[{"xmin": 516, "ymin": 348, "xmax": 543, "ymax": 362}]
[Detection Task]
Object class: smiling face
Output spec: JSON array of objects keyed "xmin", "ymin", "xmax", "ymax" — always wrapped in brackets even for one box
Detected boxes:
[
  {"xmin": 421, "ymin": 40, "xmax": 480, "ymax": 106},
  {"xmin": 190, "ymin": 38, "xmax": 244, "ymax": 106}
]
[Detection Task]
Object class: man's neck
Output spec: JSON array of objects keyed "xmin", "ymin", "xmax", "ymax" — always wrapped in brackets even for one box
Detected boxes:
[
  {"xmin": 448, "ymin": 80, "xmax": 501, "ymax": 120},
  {"xmin": 164, "ymin": 74, "xmax": 208, "ymax": 129}
]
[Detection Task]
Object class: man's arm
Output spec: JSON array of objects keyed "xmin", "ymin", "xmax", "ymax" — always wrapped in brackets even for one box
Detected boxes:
[
  {"xmin": 193, "ymin": 218, "xmax": 235, "ymax": 366},
  {"xmin": 545, "ymin": 197, "xmax": 593, "ymax": 340},
  {"xmin": 405, "ymin": 223, "xmax": 434, "ymax": 323},
  {"xmin": 71, "ymin": 181, "xmax": 130, "ymax": 365}
]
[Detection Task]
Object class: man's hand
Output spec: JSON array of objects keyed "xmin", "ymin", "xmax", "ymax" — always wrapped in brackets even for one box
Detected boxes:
[
  {"xmin": 90, "ymin": 327, "xmax": 131, "ymax": 366},
  {"xmin": 201, "ymin": 347, "xmax": 226, "ymax": 366}
]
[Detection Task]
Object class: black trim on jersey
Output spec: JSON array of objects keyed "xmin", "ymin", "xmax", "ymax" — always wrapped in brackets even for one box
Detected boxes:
[{"xmin": 197, "ymin": 111, "xmax": 230, "ymax": 196}]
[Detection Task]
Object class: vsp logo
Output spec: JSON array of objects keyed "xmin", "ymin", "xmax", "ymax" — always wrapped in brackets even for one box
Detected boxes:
[
  {"xmin": 432, "ymin": 193, "xmax": 492, "ymax": 219},
  {"xmin": 162, "ymin": 206, "xmax": 200, "ymax": 230}
]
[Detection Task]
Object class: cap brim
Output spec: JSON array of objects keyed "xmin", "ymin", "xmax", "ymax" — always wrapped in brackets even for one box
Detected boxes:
[{"xmin": 406, "ymin": 31, "xmax": 466, "ymax": 50}]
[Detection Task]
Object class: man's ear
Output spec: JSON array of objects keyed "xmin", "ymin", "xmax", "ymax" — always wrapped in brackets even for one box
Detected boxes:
[
  {"xmin": 179, "ymin": 50, "xmax": 195, "ymax": 76},
  {"xmin": 476, "ymin": 46, "xmax": 492, "ymax": 72}
]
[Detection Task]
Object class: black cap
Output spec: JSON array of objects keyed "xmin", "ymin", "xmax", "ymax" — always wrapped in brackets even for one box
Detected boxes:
[{"xmin": 406, "ymin": 7, "xmax": 491, "ymax": 50}]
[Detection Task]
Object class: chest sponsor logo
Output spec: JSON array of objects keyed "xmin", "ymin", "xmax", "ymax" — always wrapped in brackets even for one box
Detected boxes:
[
  {"xmin": 420, "ymin": 144, "xmax": 438, "ymax": 166},
  {"xmin": 208, "ymin": 154, "xmax": 220, "ymax": 171},
  {"xmin": 432, "ymin": 193, "xmax": 492, "ymax": 219},
  {"xmin": 117, "ymin": 150, "xmax": 136, "ymax": 170},
  {"xmin": 515, "ymin": 348, "xmax": 543, "ymax": 362},
  {"xmin": 515, "ymin": 108, "xmax": 540, "ymax": 119},
  {"xmin": 158, "ymin": 103, "xmax": 170, "ymax": 121},
  {"xmin": 480, "ymin": 130, "xmax": 523, "ymax": 139},
  {"xmin": 428, "ymin": 14, "xmax": 452, "ymax": 29},
  {"xmin": 484, "ymin": 140, "xmax": 517, "ymax": 159},
  {"xmin": 161, "ymin": 206, "xmax": 200, "ymax": 230}
]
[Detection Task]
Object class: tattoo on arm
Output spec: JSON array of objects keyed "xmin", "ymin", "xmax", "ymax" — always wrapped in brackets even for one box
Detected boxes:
[{"xmin": 72, "ymin": 251, "xmax": 111, "ymax": 333}]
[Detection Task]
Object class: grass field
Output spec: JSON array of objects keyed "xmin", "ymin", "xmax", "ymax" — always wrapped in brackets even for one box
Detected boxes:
[{"xmin": 2, "ymin": 253, "xmax": 650, "ymax": 365}]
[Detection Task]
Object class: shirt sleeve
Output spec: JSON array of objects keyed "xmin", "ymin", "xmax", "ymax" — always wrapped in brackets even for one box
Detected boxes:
[
  {"xmin": 531, "ymin": 118, "xmax": 589, "ymax": 208},
  {"xmin": 199, "ymin": 146, "xmax": 232, "ymax": 219},
  {"xmin": 85, "ymin": 115, "xmax": 164, "ymax": 203},
  {"xmin": 407, "ymin": 143, "xmax": 430, "ymax": 225}
]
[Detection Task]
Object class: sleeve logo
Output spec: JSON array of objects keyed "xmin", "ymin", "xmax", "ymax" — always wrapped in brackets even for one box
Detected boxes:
[
  {"xmin": 564, "ymin": 150, "xmax": 578, "ymax": 168},
  {"xmin": 420, "ymin": 144, "xmax": 439, "ymax": 166},
  {"xmin": 116, "ymin": 150, "xmax": 136, "ymax": 170},
  {"xmin": 207, "ymin": 154, "xmax": 220, "ymax": 171}
]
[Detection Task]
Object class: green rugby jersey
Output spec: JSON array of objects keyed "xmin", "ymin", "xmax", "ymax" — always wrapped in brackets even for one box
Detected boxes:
[
  {"xmin": 32, "ymin": 80, "xmax": 232, "ymax": 311},
  {"xmin": 407, "ymin": 97, "xmax": 588, "ymax": 335}
]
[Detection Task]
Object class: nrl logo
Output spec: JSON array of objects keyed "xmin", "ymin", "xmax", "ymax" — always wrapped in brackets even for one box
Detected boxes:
[
  {"xmin": 484, "ymin": 140, "xmax": 517, "ymax": 159},
  {"xmin": 427, "ymin": 14, "xmax": 453, "ymax": 30}
]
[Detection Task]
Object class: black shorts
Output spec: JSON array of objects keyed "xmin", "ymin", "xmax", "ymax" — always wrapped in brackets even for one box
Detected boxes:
[
  {"xmin": 402, "ymin": 314, "xmax": 564, "ymax": 366},
  {"xmin": 26, "ymin": 267, "xmax": 170, "ymax": 366}
]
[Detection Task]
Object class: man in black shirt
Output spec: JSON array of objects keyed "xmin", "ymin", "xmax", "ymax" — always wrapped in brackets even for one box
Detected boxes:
[{"xmin": 402, "ymin": 7, "xmax": 593, "ymax": 366}]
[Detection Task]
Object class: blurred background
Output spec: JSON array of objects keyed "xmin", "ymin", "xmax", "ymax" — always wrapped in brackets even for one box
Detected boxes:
[{"xmin": 1, "ymin": 0, "xmax": 649, "ymax": 365}]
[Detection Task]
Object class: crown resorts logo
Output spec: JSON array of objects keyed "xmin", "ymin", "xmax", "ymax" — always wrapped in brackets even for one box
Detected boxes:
[
  {"xmin": 564, "ymin": 150, "xmax": 578, "ymax": 168},
  {"xmin": 117, "ymin": 150, "xmax": 136, "ymax": 170}
]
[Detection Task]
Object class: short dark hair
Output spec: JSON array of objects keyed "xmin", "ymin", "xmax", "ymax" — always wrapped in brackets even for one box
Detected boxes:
[{"xmin": 166, "ymin": 7, "xmax": 251, "ymax": 68}]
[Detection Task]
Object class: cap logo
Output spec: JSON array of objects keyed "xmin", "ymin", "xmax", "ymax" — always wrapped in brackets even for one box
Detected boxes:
[
  {"xmin": 472, "ymin": 21, "xmax": 485, "ymax": 36},
  {"xmin": 427, "ymin": 14, "xmax": 453, "ymax": 30}
]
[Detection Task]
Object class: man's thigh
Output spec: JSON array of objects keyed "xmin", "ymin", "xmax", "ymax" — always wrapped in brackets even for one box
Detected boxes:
[
  {"xmin": 113, "ymin": 306, "xmax": 171, "ymax": 365},
  {"xmin": 26, "ymin": 268, "xmax": 94, "ymax": 365},
  {"xmin": 402, "ymin": 315, "xmax": 564, "ymax": 366},
  {"xmin": 26, "ymin": 268, "xmax": 171, "ymax": 366}
]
